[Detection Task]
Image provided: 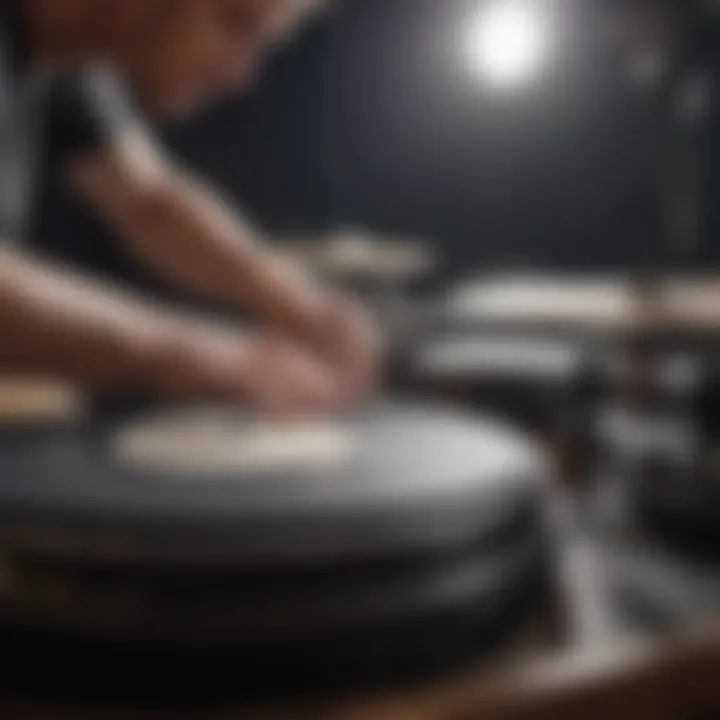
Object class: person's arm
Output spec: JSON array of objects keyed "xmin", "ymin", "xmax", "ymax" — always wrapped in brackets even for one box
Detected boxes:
[
  {"xmin": 0, "ymin": 248, "xmax": 334, "ymax": 411},
  {"xmin": 53, "ymin": 70, "xmax": 381, "ymax": 403},
  {"xmin": 67, "ymin": 130, "xmax": 328, "ymax": 338},
  {"xmin": 67, "ymin": 130, "xmax": 382, "ymax": 404},
  {"xmin": 0, "ymin": 246, "xmax": 177, "ymax": 386}
]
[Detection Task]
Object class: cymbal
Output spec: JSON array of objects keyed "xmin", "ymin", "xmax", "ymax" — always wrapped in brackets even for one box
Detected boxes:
[
  {"xmin": 447, "ymin": 274, "xmax": 720, "ymax": 335},
  {"xmin": 280, "ymin": 234, "xmax": 437, "ymax": 280}
]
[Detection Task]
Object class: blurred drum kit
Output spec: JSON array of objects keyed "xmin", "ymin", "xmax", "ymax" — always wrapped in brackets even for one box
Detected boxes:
[{"xmin": 3, "ymin": 232, "xmax": 720, "ymax": 717}]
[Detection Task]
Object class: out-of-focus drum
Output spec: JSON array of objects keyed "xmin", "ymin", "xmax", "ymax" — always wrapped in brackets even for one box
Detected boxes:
[
  {"xmin": 412, "ymin": 334, "xmax": 589, "ymax": 422},
  {"xmin": 0, "ymin": 399, "xmax": 552, "ymax": 695},
  {"xmin": 409, "ymin": 332, "xmax": 608, "ymax": 483},
  {"xmin": 422, "ymin": 271, "xmax": 720, "ymax": 480}
]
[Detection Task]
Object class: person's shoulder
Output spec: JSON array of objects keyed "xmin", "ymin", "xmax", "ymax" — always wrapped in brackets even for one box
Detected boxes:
[
  {"xmin": 49, "ymin": 66, "xmax": 125, "ymax": 101},
  {"xmin": 45, "ymin": 67, "xmax": 148, "ymax": 164},
  {"xmin": 48, "ymin": 66, "xmax": 138, "ymax": 121}
]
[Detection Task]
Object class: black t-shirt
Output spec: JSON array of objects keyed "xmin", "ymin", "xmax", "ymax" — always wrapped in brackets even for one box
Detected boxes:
[
  {"xmin": 44, "ymin": 69, "xmax": 141, "ymax": 166},
  {"xmin": 0, "ymin": 0, "xmax": 135, "ymax": 240}
]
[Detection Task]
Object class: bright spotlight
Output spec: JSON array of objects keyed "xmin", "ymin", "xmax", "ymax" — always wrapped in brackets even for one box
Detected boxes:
[{"xmin": 465, "ymin": 1, "xmax": 550, "ymax": 89}]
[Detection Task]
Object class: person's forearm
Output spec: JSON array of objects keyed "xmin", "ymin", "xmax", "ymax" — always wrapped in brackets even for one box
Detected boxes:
[
  {"xmin": 105, "ymin": 174, "xmax": 328, "ymax": 334},
  {"xmin": 0, "ymin": 248, "xmax": 182, "ymax": 387}
]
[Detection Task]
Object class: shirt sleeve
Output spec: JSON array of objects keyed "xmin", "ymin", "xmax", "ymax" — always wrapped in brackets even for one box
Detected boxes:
[{"xmin": 45, "ymin": 69, "xmax": 146, "ymax": 167}]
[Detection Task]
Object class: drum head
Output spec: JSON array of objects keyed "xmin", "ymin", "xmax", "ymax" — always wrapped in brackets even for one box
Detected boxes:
[
  {"xmin": 0, "ymin": 404, "xmax": 548, "ymax": 566},
  {"xmin": 585, "ymin": 473, "xmax": 720, "ymax": 634}
]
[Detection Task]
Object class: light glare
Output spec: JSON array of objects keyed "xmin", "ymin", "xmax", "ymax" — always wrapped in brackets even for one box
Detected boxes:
[{"xmin": 465, "ymin": 2, "xmax": 550, "ymax": 89}]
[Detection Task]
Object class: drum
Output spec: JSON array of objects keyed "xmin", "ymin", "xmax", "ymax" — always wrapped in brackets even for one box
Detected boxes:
[
  {"xmin": 425, "ymin": 272, "xmax": 720, "ymax": 482},
  {"xmin": 412, "ymin": 334, "xmax": 589, "ymax": 421},
  {"xmin": 0, "ymin": 401, "xmax": 552, "ymax": 697}
]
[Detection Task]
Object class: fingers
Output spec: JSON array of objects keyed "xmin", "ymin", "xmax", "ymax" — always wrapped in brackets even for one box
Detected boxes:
[
  {"xmin": 156, "ymin": 326, "xmax": 337, "ymax": 416},
  {"xmin": 256, "ymin": 275, "xmax": 384, "ymax": 409},
  {"xmin": 152, "ymin": 300, "xmax": 383, "ymax": 415},
  {"xmin": 237, "ymin": 335, "xmax": 338, "ymax": 418},
  {"xmin": 321, "ymin": 297, "xmax": 385, "ymax": 407}
]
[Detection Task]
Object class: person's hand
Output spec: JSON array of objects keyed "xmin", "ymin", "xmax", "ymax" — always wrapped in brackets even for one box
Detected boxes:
[
  {"xmin": 236, "ymin": 332, "xmax": 340, "ymax": 416},
  {"xmin": 307, "ymin": 292, "xmax": 384, "ymax": 407},
  {"xmin": 248, "ymin": 255, "xmax": 384, "ymax": 406},
  {"xmin": 152, "ymin": 324, "xmax": 337, "ymax": 417}
]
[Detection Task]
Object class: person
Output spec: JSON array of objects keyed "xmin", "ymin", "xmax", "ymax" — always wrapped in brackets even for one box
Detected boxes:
[{"xmin": 0, "ymin": 0, "xmax": 381, "ymax": 416}]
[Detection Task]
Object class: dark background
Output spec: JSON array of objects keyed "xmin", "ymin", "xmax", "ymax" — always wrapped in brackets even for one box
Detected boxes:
[{"xmin": 29, "ymin": 0, "xmax": 720, "ymax": 291}]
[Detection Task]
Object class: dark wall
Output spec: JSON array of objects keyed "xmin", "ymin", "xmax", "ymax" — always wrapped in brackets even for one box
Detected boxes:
[{"xmin": 31, "ymin": 0, "xmax": 719, "ymax": 288}]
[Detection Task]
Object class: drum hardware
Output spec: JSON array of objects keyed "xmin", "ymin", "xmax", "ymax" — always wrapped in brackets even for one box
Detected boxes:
[
  {"xmin": 592, "ymin": 341, "xmax": 720, "ymax": 560},
  {"xmin": 617, "ymin": 6, "xmax": 720, "ymax": 553}
]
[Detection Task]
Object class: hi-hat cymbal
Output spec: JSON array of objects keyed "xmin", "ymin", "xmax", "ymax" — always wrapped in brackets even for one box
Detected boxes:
[{"xmin": 281, "ymin": 234, "xmax": 437, "ymax": 280}]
